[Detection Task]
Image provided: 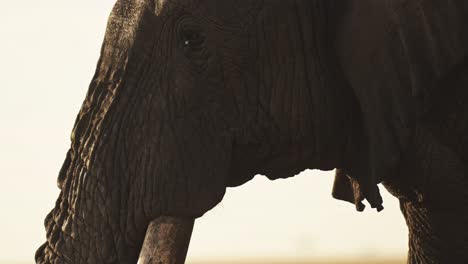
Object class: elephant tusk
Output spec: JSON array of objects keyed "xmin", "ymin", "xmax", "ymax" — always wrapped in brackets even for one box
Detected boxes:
[{"xmin": 138, "ymin": 216, "xmax": 195, "ymax": 264}]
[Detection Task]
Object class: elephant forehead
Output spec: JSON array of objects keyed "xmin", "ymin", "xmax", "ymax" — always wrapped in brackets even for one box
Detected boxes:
[{"xmin": 155, "ymin": 0, "xmax": 261, "ymax": 25}]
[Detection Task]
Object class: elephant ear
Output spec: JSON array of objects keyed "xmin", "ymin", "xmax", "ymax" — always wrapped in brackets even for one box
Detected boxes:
[{"xmin": 332, "ymin": 0, "xmax": 468, "ymax": 211}]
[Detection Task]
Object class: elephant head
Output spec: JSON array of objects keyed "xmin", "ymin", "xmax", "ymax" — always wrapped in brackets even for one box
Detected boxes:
[
  {"xmin": 36, "ymin": 0, "xmax": 346, "ymax": 263},
  {"xmin": 36, "ymin": 1, "xmax": 358, "ymax": 262},
  {"xmin": 36, "ymin": 0, "xmax": 468, "ymax": 263}
]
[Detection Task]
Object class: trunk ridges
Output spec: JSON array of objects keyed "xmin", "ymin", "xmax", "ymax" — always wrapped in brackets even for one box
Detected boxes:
[{"xmin": 35, "ymin": 65, "xmax": 146, "ymax": 263}]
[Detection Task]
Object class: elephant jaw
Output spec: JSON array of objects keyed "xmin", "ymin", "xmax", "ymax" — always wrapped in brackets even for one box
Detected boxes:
[{"xmin": 138, "ymin": 216, "xmax": 195, "ymax": 264}]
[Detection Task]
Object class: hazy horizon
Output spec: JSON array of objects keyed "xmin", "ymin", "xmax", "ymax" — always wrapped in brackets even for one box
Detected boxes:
[{"xmin": 1, "ymin": 1, "xmax": 408, "ymax": 262}]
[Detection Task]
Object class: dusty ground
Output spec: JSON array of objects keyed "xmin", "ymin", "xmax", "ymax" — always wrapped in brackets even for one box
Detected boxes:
[
  {"xmin": 188, "ymin": 259, "xmax": 405, "ymax": 264},
  {"xmin": 2, "ymin": 257, "xmax": 406, "ymax": 264}
]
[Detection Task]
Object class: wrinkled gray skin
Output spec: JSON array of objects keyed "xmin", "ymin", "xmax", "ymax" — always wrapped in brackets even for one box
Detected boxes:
[{"xmin": 36, "ymin": 0, "xmax": 468, "ymax": 263}]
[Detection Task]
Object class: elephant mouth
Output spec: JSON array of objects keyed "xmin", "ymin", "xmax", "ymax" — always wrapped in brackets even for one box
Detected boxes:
[{"xmin": 138, "ymin": 216, "xmax": 195, "ymax": 264}]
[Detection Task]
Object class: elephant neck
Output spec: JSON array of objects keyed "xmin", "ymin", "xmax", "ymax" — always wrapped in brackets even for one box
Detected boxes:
[{"xmin": 252, "ymin": 0, "xmax": 356, "ymax": 169}]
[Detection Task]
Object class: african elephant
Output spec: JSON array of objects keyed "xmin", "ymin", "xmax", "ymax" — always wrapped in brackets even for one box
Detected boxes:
[{"xmin": 36, "ymin": 0, "xmax": 468, "ymax": 263}]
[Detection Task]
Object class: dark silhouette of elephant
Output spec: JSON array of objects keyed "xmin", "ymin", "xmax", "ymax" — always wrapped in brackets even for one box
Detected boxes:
[{"xmin": 36, "ymin": 0, "xmax": 468, "ymax": 263}]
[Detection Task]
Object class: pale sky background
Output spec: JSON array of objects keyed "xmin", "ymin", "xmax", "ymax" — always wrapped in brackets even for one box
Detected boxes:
[{"xmin": 0, "ymin": 1, "xmax": 407, "ymax": 262}]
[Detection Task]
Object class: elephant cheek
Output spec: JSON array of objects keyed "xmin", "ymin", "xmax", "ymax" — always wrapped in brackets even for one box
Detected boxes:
[{"xmin": 126, "ymin": 113, "xmax": 232, "ymax": 220}]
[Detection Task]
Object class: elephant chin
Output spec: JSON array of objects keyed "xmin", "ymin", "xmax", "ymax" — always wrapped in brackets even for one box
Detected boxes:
[{"xmin": 138, "ymin": 216, "xmax": 195, "ymax": 264}]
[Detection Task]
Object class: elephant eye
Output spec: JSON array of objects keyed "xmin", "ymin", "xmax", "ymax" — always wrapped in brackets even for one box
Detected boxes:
[{"xmin": 181, "ymin": 29, "xmax": 205, "ymax": 48}]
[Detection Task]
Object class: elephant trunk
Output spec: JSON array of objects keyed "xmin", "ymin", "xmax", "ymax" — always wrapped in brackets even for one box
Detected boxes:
[{"xmin": 138, "ymin": 217, "xmax": 194, "ymax": 264}]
